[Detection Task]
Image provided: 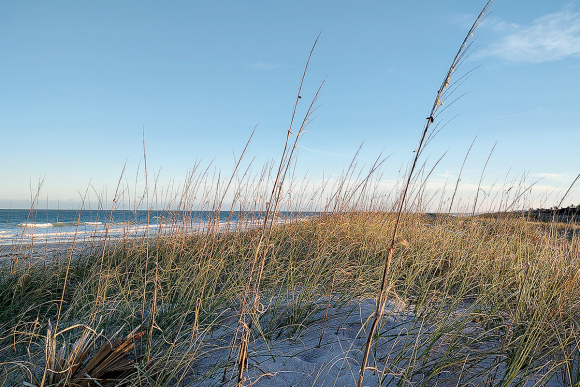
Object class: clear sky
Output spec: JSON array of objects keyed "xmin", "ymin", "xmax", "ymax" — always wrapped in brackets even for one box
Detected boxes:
[{"xmin": 1, "ymin": 1, "xmax": 579, "ymax": 210}]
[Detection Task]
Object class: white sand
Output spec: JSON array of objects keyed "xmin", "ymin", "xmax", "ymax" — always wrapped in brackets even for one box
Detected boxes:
[{"xmin": 185, "ymin": 299, "xmax": 562, "ymax": 387}]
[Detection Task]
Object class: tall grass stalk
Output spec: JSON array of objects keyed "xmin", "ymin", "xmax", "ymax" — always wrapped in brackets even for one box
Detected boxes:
[
  {"xmin": 472, "ymin": 141, "xmax": 497, "ymax": 216},
  {"xmin": 233, "ymin": 34, "xmax": 325, "ymax": 386},
  {"xmin": 357, "ymin": 2, "xmax": 492, "ymax": 386},
  {"xmin": 449, "ymin": 136, "xmax": 476, "ymax": 214}
]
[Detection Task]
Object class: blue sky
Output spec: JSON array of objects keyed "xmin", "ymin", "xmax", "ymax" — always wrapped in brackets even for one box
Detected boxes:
[{"xmin": 1, "ymin": 1, "xmax": 579, "ymax": 210}]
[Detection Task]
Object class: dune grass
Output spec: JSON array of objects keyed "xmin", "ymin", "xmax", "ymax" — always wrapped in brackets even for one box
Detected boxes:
[{"xmin": 1, "ymin": 211, "xmax": 579, "ymax": 386}]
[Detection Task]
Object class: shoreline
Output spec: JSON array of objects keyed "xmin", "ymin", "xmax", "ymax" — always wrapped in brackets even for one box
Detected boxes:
[{"xmin": 0, "ymin": 215, "xmax": 308, "ymax": 265}]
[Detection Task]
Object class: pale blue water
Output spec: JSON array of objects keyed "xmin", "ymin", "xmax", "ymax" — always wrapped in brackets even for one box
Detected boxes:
[{"xmin": 0, "ymin": 209, "xmax": 315, "ymax": 246}]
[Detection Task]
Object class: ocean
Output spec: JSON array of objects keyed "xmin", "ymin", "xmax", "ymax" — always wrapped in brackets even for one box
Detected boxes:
[{"xmin": 0, "ymin": 209, "xmax": 312, "ymax": 246}]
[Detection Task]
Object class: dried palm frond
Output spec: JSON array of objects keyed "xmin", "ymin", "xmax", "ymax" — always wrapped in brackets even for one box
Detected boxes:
[{"xmin": 34, "ymin": 325, "xmax": 143, "ymax": 387}]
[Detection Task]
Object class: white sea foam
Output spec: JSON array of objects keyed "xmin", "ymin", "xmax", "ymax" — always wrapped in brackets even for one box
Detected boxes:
[
  {"xmin": 18, "ymin": 223, "xmax": 53, "ymax": 228},
  {"xmin": 3, "ymin": 217, "xmax": 298, "ymax": 247}
]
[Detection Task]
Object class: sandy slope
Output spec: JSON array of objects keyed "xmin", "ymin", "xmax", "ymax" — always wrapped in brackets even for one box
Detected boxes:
[{"xmin": 183, "ymin": 298, "xmax": 559, "ymax": 387}]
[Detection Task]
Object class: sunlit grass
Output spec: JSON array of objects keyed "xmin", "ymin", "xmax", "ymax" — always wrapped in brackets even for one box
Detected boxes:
[{"xmin": 1, "ymin": 209, "xmax": 579, "ymax": 386}]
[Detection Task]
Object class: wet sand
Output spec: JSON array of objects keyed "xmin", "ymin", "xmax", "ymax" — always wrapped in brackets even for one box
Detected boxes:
[{"xmin": 0, "ymin": 240, "xmax": 98, "ymax": 266}]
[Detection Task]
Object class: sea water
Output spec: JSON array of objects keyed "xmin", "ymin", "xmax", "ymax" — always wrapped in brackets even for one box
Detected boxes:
[{"xmin": 0, "ymin": 209, "xmax": 313, "ymax": 246}]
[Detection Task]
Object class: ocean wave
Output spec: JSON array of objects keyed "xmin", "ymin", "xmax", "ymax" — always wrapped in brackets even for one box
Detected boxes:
[
  {"xmin": 17, "ymin": 221, "xmax": 106, "ymax": 228},
  {"xmin": 2, "ymin": 217, "xmax": 299, "ymax": 247},
  {"xmin": 18, "ymin": 223, "xmax": 53, "ymax": 228},
  {"xmin": 52, "ymin": 221, "xmax": 104, "ymax": 227},
  {"xmin": 51, "ymin": 222, "xmax": 76, "ymax": 227}
]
